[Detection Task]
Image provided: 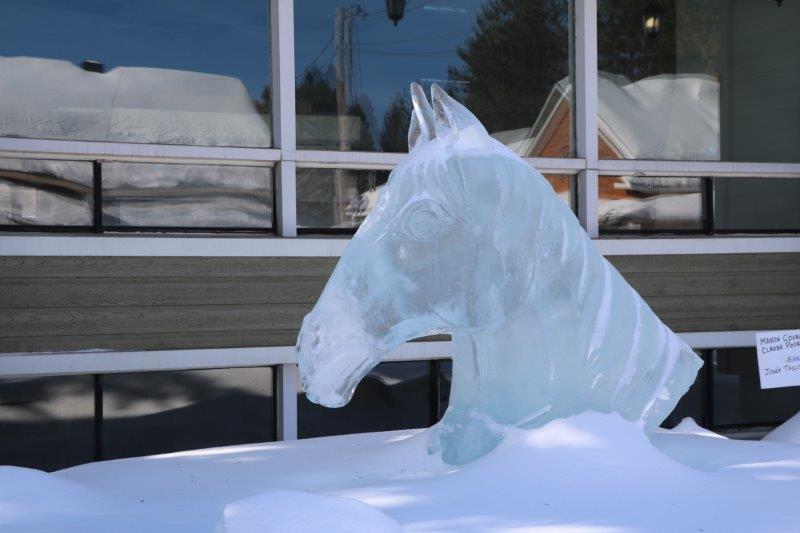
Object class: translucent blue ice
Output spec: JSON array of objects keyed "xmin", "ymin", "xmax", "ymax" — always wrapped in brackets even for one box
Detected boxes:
[{"xmin": 295, "ymin": 83, "xmax": 703, "ymax": 465}]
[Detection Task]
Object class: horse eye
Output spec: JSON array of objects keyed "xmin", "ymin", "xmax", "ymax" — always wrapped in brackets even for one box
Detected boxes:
[{"xmin": 401, "ymin": 201, "xmax": 453, "ymax": 241}]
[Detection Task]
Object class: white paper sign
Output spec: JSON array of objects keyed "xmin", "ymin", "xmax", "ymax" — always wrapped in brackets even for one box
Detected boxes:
[{"xmin": 756, "ymin": 329, "xmax": 800, "ymax": 389}]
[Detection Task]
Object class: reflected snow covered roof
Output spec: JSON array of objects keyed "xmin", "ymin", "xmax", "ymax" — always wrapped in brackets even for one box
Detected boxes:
[
  {"xmin": 494, "ymin": 72, "xmax": 720, "ymax": 161},
  {"xmin": 0, "ymin": 56, "xmax": 271, "ymax": 147}
]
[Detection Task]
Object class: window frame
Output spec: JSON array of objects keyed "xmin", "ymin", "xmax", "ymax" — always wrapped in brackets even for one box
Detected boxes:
[{"xmin": 0, "ymin": 0, "xmax": 796, "ymax": 237}]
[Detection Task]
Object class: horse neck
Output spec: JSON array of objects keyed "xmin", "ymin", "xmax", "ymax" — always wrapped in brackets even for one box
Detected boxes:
[{"xmin": 446, "ymin": 194, "xmax": 587, "ymax": 423}]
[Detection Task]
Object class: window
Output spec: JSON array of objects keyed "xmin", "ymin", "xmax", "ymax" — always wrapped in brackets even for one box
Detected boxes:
[
  {"xmin": 660, "ymin": 349, "xmax": 800, "ymax": 439},
  {"xmin": 0, "ymin": 157, "xmax": 94, "ymax": 227},
  {"xmin": 297, "ymin": 168, "xmax": 574, "ymax": 231},
  {"xmin": 598, "ymin": 175, "xmax": 706, "ymax": 233},
  {"xmin": 0, "ymin": 0, "xmax": 271, "ymax": 147},
  {"xmin": 294, "ymin": 0, "xmax": 574, "ymax": 157},
  {"xmin": 599, "ymin": 174, "xmax": 800, "ymax": 233},
  {"xmin": 0, "ymin": 375, "xmax": 95, "ymax": 471},
  {"xmin": 102, "ymin": 162, "xmax": 273, "ymax": 229},
  {"xmin": 711, "ymin": 348, "xmax": 800, "ymax": 433},
  {"xmin": 0, "ymin": 368, "xmax": 276, "ymax": 471},
  {"xmin": 597, "ymin": 0, "xmax": 800, "ymax": 164},
  {"xmin": 299, "ymin": 361, "xmax": 445, "ymax": 438},
  {"xmin": 713, "ymin": 177, "xmax": 800, "ymax": 232},
  {"xmin": 103, "ymin": 367, "xmax": 275, "ymax": 460}
]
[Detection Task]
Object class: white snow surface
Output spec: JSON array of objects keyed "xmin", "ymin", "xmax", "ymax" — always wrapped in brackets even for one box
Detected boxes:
[
  {"xmin": 217, "ymin": 491, "xmax": 401, "ymax": 533},
  {"xmin": 3, "ymin": 412, "xmax": 800, "ymax": 532},
  {"xmin": 665, "ymin": 417, "xmax": 727, "ymax": 439},
  {"xmin": 764, "ymin": 410, "xmax": 800, "ymax": 445}
]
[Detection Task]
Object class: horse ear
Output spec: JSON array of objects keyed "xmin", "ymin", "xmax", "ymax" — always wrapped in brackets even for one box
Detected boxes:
[
  {"xmin": 408, "ymin": 82, "xmax": 435, "ymax": 152},
  {"xmin": 430, "ymin": 83, "xmax": 487, "ymax": 139}
]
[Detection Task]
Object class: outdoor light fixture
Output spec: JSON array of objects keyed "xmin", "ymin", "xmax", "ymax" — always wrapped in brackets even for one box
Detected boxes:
[
  {"xmin": 642, "ymin": 1, "xmax": 664, "ymax": 39},
  {"xmin": 386, "ymin": 0, "xmax": 406, "ymax": 26}
]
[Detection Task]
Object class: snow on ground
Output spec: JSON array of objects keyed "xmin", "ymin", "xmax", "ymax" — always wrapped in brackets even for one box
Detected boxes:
[
  {"xmin": 659, "ymin": 417, "xmax": 726, "ymax": 439},
  {"xmin": 217, "ymin": 491, "xmax": 401, "ymax": 533},
  {"xmin": 2, "ymin": 412, "xmax": 800, "ymax": 532},
  {"xmin": 763, "ymin": 411, "xmax": 800, "ymax": 445}
]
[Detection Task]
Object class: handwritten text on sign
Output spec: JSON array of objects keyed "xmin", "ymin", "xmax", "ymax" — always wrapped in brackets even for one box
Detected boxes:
[{"xmin": 756, "ymin": 329, "xmax": 800, "ymax": 389}]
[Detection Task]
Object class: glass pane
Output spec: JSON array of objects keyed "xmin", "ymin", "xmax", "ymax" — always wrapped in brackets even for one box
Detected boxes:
[
  {"xmin": 712, "ymin": 348, "xmax": 800, "ymax": 429},
  {"xmin": 714, "ymin": 178, "xmax": 800, "ymax": 232},
  {"xmin": 0, "ymin": 1, "xmax": 270, "ymax": 147},
  {"xmin": 103, "ymin": 367, "xmax": 274, "ymax": 460},
  {"xmin": 661, "ymin": 351, "xmax": 707, "ymax": 429},
  {"xmin": 597, "ymin": 1, "xmax": 800, "ymax": 162},
  {"xmin": 297, "ymin": 168, "xmax": 389, "ymax": 229},
  {"xmin": 299, "ymin": 361, "xmax": 433, "ymax": 438},
  {"xmin": 0, "ymin": 157, "xmax": 93, "ymax": 226},
  {"xmin": 0, "ymin": 376, "xmax": 95, "ymax": 471},
  {"xmin": 599, "ymin": 175, "xmax": 704, "ymax": 232},
  {"xmin": 437, "ymin": 360, "xmax": 453, "ymax": 421},
  {"xmin": 295, "ymin": 0, "xmax": 573, "ymax": 156},
  {"xmin": 102, "ymin": 162, "xmax": 273, "ymax": 228},
  {"xmin": 297, "ymin": 168, "xmax": 572, "ymax": 230}
]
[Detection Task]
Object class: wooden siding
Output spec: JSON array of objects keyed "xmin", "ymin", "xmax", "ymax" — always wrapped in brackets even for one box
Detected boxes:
[{"xmin": 1, "ymin": 253, "xmax": 799, "ymax": 353}]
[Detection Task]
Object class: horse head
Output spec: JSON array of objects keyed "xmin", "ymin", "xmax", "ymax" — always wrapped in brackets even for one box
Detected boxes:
[{"xmin": 296, "ymin": 83, "xmax": 550, "ymax": 408}]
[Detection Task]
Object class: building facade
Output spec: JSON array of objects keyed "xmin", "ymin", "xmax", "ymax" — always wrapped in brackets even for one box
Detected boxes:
[{"xmin": 1, "ymin": 0, "xmax": 799, "ymax": 471}]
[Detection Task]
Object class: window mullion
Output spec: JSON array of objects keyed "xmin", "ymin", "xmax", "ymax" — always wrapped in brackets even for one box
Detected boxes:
[
  {"xmin": 271, "ymin": 0, "xmax": 298, "ymax": 236},
  {"xmin": 574, "ymin": 0, "xmax": 599, "ymax": 236}
]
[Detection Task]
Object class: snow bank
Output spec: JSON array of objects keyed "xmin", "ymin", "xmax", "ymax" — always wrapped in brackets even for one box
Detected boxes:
[
  {"xmin": 763, "ymin": 410, "xmax": 800, "ymax": 445},
  {"xmin": 3, "ymin": 412, "xmax": 800, "ymax": 531},
  {"xmin": 216, "ymin": 491, "xmax": 401, "ymax": 533},
  {"xmin": 666, "ymin": 417, "xmax": 726, "ymax": 439}
]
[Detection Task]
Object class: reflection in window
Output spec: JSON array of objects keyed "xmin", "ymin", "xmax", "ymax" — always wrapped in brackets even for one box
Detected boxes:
[
  {"xmin": 0, "ymin": 1, "xmax": 270, "ymax": 147},
  {"xmin": 299, "ymin": 361, "xmax": 433, "ymax": 438},
  {"xmin": 0, "ymin": 376, "xmax": 95, "ymax": 471},
  {"xmin": 0, "ymin": 157, "xmax": 93, "ymax": 226},
  {"xmin": 297, "ymin": 168, "xmax": 573, "ymax": 230},
  {"xmin": 599, "ymin": 175, "xmax": 704, "ymax": 232},
  {"xmin": 597, "ymin": 0, "xmax": 800, "ymax": 163},
  {"xmin": 712, "ymin": 348, "xmax": 800, "ymax": 436},
  {"xmin": 297, "ymin": 168, "xmax": 389, "ymax": 229},
  {"xmin": 103, "ymin": 367, "xmax": 275, "ymax": 460},
  {"xmin": 102, "ymin": 162, "xmax": 273, "ymax": 229},
  {"xmin": 295, "ymin": 0, "xmax": 573, "ymax": 156}
]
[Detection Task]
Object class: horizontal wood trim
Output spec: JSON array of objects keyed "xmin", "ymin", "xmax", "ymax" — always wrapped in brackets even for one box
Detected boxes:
[
  {"xmin": 0, "ymin": 330, "xmax": 302, "ymax": 353},
  {"xmin": 0, "ymin": 304, "xmax": 311, "ymax": 338},
  {"xmin": 607, "ymin": 253, "xmax": 800, "ymax": 274},
  {"xmin": 0, "ymin": 277, "xmax": 328, "ymax": 308},
  {"xmin": 624, "ymin": 271, "xmax": 800, "ymax": 297},
  {"xmin": 0, "ymin": 253, "xmax": 798, "ymax": 354},
  {"xmin": 0, "ymin": 256, "xmax": 339, "ymax": 279}
]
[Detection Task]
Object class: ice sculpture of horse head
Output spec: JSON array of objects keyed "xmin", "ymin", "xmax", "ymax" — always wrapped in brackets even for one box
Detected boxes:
[{"xmin": 296, "ymin": 83, "xmax": 702, "ymax": 464}]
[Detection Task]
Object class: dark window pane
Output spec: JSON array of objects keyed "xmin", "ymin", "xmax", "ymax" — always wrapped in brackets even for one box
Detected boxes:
[
  {"xmin": 661, "ymin": 351, "xmax": 707, "ymax": 429},
  {"xmin": 437, "ymin": 360, "xmax": 453, "ymax": 421},
  {"xmin": 297, "ymin": 168, "xmax": 572, "ymax": 230},
  {"xmin": 599, "ymin": 175, "xmax": 704, "ymax": 232},
  {"xmin": 295, "ymin": 1, "xmax": 573, "ymax": 156},
  {"xmin": 712, "ymin": 348, "xmax": 800, "ymax": 429},
  {"xmin": 0, "ymin": 157, "xmax": 93, "ymax": 226},
  {"xmin": 297, "ymin": 168, "xmax": 389, "ymax": 229},
  {"xmin": 0, "ymin": 1, "xmax": 270, "ymax": 147},
  {"xmin": 299, "ymin": 361, "xmax": 432, "ymax": 438},
  {"xmin": 103, "ymin": 367, "xmax": 274, "ymax": 460},
  {"xmin": 714, "ymin": 178, "xmax": 800, "ymax": 232},
  {"xmin": 0, "ymin": 376, "xmax": 95, "ymax": 471},
  {"xmin": 598, "ymin": 0, "xmax": 800, "ymax": 163},
  {"xmin": 102, "ymin": 162, "xmax": 273, "ymax": 229}
]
